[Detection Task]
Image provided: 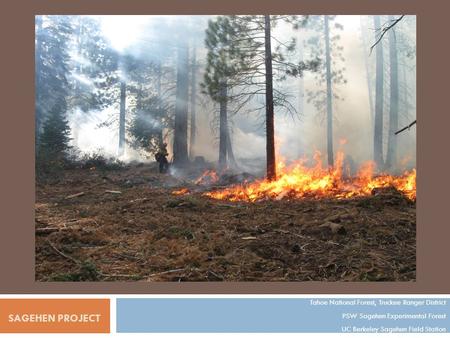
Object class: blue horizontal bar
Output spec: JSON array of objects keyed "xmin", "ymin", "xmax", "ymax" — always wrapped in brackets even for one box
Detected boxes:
[{"xmin": 116, "ymin": 298, "xmax": 450, "ymax": 333}]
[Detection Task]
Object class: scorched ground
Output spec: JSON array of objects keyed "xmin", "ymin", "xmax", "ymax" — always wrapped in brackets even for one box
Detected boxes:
[{"xmin": 35, "ymin": 163, "xmax": 415, "ymax": 282}]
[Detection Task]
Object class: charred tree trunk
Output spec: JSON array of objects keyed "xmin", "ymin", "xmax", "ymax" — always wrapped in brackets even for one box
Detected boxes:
[
  {"xmin": 373, "ymin": 15, "xmax": 385, "ymax": 169},
  {"xmin": 264, "ymin": 15, "xmax": 276, "ymax": 180},
  {"xmin": 118, "ymin": 80, "xmax": 126, "ymax": 156},
  {"xmin": 173, "ymin": 39, "xmax": 189, "ymax": 167},
  {"xmin": 218, "ymin": 80, "xmax": 228, "ymax": 170},
  {"xmin": 386, "ymin": 16, "xmax": 399, "ymax": 170},
  {"xmin": 324, "ymin": 15, "xmax": 334, "ymax": 167},
  {"xmin": 189, "ymin": 43, "xmax": 197, "ymax": 159}
]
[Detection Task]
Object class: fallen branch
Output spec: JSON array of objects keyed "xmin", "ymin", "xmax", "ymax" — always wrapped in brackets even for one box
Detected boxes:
[
  {"xmin": 395, "ymin": 120, "xmax": 416, "ymax": 135},
  {"xmin": 36, "ymin": 227, "xmax": 66, "ymax": 235},
  {"xmin": 65, "ymin": 192, "xmax": 85, "ymax": 199},
  {"xmin": 146, "ymin": 268, "xmax": 186, "ymax": 280},
  {"xmin": 46, "ymin": 240, "xmax": 80, "ymax": 265}
]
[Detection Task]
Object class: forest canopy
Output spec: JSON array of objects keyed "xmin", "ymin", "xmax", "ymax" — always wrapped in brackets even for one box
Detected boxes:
[{"xmin": 35, "ymin": 15, "xmax": 416, "ymax": 177}]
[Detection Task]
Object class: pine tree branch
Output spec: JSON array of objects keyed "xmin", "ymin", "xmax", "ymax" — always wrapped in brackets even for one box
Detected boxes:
[
  {"xmin": 370, "ymin": 15, "xmax": 405, "ymax": 54},
  {"xmin": 395, "ymin": 119, "xmax": 416, "ymax": 135}
]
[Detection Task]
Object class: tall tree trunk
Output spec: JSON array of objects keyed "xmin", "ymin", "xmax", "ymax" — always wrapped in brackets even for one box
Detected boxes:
[
  {"xmin": 35, "ymin": 16, "xmax": 43, "ymax": 150},
  {"xmin": 118, "ymin": 80, "xmax": 126, "ymax": 156},
  {"xmin": 297, "ymin": 34, "xmax": 304, "ymax": 115},
  {"xmin": 71, "ymin": 19, "xmax": 84, "ymax": 149},
  {"xmin": 173, "ymin": 39, "xmax": 189, "ymax": 166},
  {"xmin": 373, "ymin": 15, "xmax": 385, "ymax": 169},
  {"xmin": 264, "ymin": 15, "xmax": 276, "ymax": 180},
  {"xmin": 324, "ymin": 15, "xmax": 334, "ymax": 167},
  {"xmin": 226, "ymin": 127, "xmax": 238, "ymax": 169},
  {"xmin": 156, "ymin": 60, "xmax": 163, "ymax": 146},
  {"xmin": 386, "ymin": 15, "xmax": 399, "ymax": 169},
  {"xmin": 400, "ymin": 55, "xmax": 409, "ymax": 123},
  {"xmin": 218, "ymin": 80, "xmax": 228, "ymax": 170},
  {"xmin": 360, "ymin": 17, "xmax": 375, "ymax": 125},
  {"xmin": 189, "ymin": 43, "xmax": 197, "ymax": 159}
]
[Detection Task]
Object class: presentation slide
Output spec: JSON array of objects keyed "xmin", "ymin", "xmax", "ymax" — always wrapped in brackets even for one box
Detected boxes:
[{"xmin": 0, "ymin": 0, "xmax": 448, "ymax": 336}]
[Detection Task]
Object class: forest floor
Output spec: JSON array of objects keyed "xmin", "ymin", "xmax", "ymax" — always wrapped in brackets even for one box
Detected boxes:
[{"xmin": 35, "ymin": 163, "xmax": 416, "ymax": 282}]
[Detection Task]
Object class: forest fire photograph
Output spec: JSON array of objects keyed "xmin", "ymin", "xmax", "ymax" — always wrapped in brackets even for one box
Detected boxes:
[{"xmin": 35, "ymin": 15, "xmax": 416, "ymax": 282}]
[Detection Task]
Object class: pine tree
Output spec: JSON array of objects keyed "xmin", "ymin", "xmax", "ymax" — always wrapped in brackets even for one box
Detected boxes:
[
  {"xmin": 37, "ymin": 98, "xmax": 72, "ymax": 171},
  {"xmin": 35, "ymin": 16, "xmax": 72, "ymax": 152},
  {"xmin": 35, "ymin": 15, "xmax": 73, "ymax": 174},
  {"xmin": 173, "ymin": 32, "xmax": 190, "ymax": 167},
  {"xmin": 305, "ymin": 15, "xmax": 347, "ymax": 167},
  {"xmin": 203, "ymin": 16, "xmax": 243, "ymax": 170},
  {"xmin": 203, "ymin": 15, "xmax": 319, "ymax": 176}
]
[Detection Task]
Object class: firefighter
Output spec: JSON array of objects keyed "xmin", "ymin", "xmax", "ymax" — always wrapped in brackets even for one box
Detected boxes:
[{"xmin": 155, "ymin": 143, "xmax": 169, "ymax": 174}]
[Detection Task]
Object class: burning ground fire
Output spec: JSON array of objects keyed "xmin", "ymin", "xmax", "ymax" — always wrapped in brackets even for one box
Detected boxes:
[
  {"xmin": 173, "ymin": 151, "xmax": 416, "ymax": 202},
  {"xmin": 194, "ymin": 170, "xmax": 219, "ymax": 185}
]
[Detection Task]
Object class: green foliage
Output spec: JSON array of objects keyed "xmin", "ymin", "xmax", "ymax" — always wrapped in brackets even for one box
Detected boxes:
[
  {"xmin": 35, "ymin": 15, "xmax": 72, "ymax": 142},
  {"xmin": 127, "ymin": 57, "xmax": 170, "ymax": 156},
  {"xmin": 203, "ymin": 16, "xmax": 257, "ymax": 103},
  {"xmin": 202, "ymin": 15, "xmax": 320, "ymax": 117},
  {"xmin": 36, "ymin": 98, "xmax": 72, "ymax": 174},
  {"xmin": 68, "ymin": 16, "xmax": 119, "ymax": 113}
]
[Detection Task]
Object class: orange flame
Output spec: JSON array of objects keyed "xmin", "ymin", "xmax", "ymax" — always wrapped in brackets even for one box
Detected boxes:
[
  {"xmin": 203, "ymin": 151, "xmax": 416, "ymax": 202},
  {"xmin": 172, "ymin": 188, "xmax": 190, "ymax": 196},
  {"xmin": 194, "ymin": 170, "xmax": 219, "ymax": 185}
]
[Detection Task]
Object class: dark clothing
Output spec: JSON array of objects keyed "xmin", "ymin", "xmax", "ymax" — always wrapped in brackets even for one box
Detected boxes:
[{"xmin": 155, "ymin": 152, "xmax": 169, "ymax": 173}]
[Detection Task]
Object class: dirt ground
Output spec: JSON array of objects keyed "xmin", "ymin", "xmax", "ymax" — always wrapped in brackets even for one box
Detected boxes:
[{"xmin": 35, "ymin": 163, "xmax": 416, "ymax": 282}]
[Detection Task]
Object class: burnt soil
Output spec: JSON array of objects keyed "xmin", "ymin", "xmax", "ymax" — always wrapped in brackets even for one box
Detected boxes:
[{"xmin": 35, "ymin": 164, "xmax": 416, "ymax": 282}]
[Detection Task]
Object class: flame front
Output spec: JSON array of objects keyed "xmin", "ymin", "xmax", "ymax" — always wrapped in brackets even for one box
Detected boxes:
[{"xmin": 203, "ymin": 151, "xmax": 416, "ymax": 202}]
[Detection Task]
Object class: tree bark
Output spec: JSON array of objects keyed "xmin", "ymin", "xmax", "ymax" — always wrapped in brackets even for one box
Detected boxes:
[
  {"xmin": 226, "ymin": 127, "xmax": 238, "ymax": 169},
  {"xmin": 189, "ymin": 43, "xmax": 197, "ymax": 159},
  {"xmin": 386, "ymin": 15, "xmax": 399, "ymax": 169},
  {"xmin": 218, "ymin": 80, "xmax": 228, "ymax": 170},
  {"xmin": 118, "ymin": 80, "xmax": 126, "ymax": 156},
  {"xmin": 264, "ymin": 15, "xmax": 276, "ymax": 180},
  {"xmin": 173, "ymin": 39, "xmax": 190, "ymax": 166},
  {"xmin": 373, "ymin": 15, "xmax": 385, "ymax": 169},
  {"xmin": 324, "ymin": 15, "xmax": 334, "ymax": 167}
]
